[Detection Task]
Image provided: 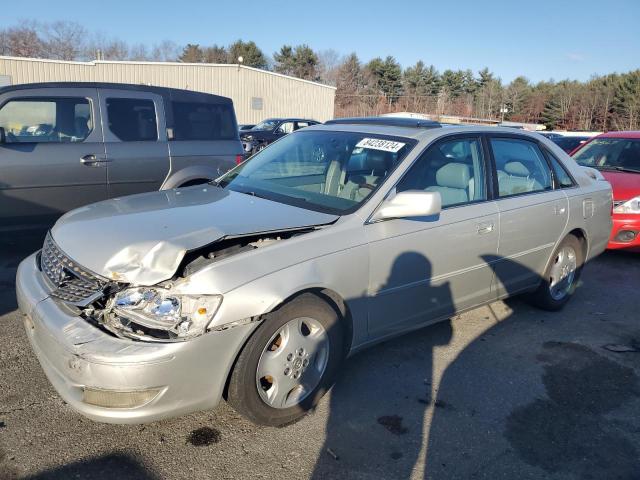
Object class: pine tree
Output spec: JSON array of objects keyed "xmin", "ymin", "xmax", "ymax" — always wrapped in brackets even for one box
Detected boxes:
[
  {"xmin": 228, "ymin": 40, "xmax": 268, "ymax": 69},
  {"xmin": 612, "ymin": 70, "xmax": 640, "ymax": 130},
  {"xmin": 366, "ymin": 56, "xmax": 403, "ymax": 101},
  {"xmin": 203, "ymin": 45, "xmax": 228, "ymax": 64},
  {"xmin": 273, "ymin": 45, "xmax": 296, "ymax": 76},
  {"xmin": 179, "ymin": 44, "xmax": 203, "ymax": 63},
  {"xmin": 541, "ymin": 95, "xmax": 563, "ymax": 130}
]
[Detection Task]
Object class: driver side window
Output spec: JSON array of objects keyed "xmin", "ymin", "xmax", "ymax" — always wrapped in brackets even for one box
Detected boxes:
[
  {"xmin": 276, "ymin": 122, "xmax": 295, "ymax": 134},
  {"xmin": 397, "ymin": 137, "xmax": 487, "ymax": 208},
  {"xmin": 0, "ymin": 97, "xmax": 92, "ymax": 143}
]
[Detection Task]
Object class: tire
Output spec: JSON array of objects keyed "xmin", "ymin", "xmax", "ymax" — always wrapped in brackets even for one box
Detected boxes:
[
  {"xmin": 527, "ymin": 234, "xmax": 584, "ymax": 311},
  {"xmin": 227, "ymin": 293, "xmax": 345, "ymax": 427}
]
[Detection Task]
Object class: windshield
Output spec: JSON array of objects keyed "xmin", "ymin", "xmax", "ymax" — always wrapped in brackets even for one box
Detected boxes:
[
  {"xmin": 573, "ymin": 138, "xmax": 640, "ymax": 172},
  {"xmin": 218, "ymin": 130, "xmax": 416, "ymax": 214},
  {"xmin": 251, "ymin": 119, "xmax": 279, "ymax": 131},
  {"xmin": 553, "ymin": 136, "xmax": 589, "ymax": 153}
]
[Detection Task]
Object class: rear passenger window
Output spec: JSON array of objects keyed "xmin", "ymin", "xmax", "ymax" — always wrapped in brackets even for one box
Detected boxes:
[
  {"xmin": 106, "ymin": 98, "xmax": 158, "ymax": 142},
  {"xmin": 490, "ymin": 138, "xmax": 552, "ymax": 197},
  {"xmin": 397, "ymin": 137, "xmax": 487, "ymax": 208},
  {"xmin": 546, "ymin": 152, "xmax": 575, "ymax": 187},
  {"xmin": 0, "ymin": 97, "xmax": 92, "ymax": 143},
  {"xmin": 172, "ymin": 102, "xmax": 236, "ymax": 141}
]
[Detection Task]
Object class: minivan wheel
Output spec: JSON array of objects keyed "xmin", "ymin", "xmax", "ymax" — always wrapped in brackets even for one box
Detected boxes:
[
  {"xmin": 227, "ymin": 293, "xmax": 345, "ymax": 427},
  {"xmin": 527, "ymin": 234, "xmax": 583, "ymax": 311}
]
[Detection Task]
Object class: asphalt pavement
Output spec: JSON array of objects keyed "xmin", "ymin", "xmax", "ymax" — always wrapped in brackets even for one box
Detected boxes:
[{"xmin": 1, "ymin": 231, "xmax": 638, "ymax": 480}]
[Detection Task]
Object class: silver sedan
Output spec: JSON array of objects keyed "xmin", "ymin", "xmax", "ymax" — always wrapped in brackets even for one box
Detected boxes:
[{"xmin": 16, "ymin": 118, "xmax": 612, "ymax": 426}]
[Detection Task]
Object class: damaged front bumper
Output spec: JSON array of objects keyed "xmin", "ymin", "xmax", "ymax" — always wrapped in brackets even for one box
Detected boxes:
[{"xmin": 16, "ymin": 253, "xmax": 258, "ymax": 424}]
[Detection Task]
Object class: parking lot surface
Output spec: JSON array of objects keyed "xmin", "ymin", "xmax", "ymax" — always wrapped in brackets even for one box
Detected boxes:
[{"xmin": 1, "ymin": 232, "xmax": 639, "ymax": 480}]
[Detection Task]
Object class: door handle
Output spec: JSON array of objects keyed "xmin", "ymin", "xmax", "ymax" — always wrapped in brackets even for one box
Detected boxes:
[
  {"xmin": 80, "ymin": 154, "xmax": 110, "ymax": 166},
  {"xmin": 477, "ymin": 222, "xmax": 494, "ymax": 235},
  {"xmin": 554, "ymin": 205, "xmax": 567, "ymax": 215}
]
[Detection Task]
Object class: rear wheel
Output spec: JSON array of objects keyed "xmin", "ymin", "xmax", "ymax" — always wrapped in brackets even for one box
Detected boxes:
[
  {"xmin": 227, "ymin": 293, "xmax": 345, "ymax": 426},
  {"xmin": 527, "ymin": 234, "xmax": 583, "ymax": 311}
]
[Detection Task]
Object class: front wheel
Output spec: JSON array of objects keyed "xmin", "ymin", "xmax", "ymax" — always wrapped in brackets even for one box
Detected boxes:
[
  {"xmin": 227, "ymin": 293, "xmax": 345, "ymax": 426},
  {"xmin": 527, "ymin": 234, "xmax": 583, "ymax": 311}
]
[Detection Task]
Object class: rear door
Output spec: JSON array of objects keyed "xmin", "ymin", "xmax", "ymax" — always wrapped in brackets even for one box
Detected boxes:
[
  {"xmin": 487, "ymin": 135, "xmax": 569, "ymax": 296},
  {"xmin": 99, "ymin": 88, "xmax": 170, "ymax": 198},
  {"xmin": 0, "ymin": 87, "xmax": 107, "ymax": 228}
]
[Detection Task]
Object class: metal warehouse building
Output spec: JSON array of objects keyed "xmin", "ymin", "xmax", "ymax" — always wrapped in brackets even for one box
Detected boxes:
[{"xmin": 0, "ymin": 56, "xmax": 336, "ymax": 123}]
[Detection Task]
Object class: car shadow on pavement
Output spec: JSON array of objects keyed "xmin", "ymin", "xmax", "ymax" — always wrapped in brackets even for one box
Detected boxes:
[
  {"xmin": 312, "ymin": 251, "xmax": 640, "ymax": 479},
  {"xmin": 311, "ymin": 251, "xmax": 454, "ymax": 479},
  {"xmin": 424, "ymin": 252, "xmax": 640, "ymax": 479},
  {"xmin": 20, "ymin": 451, "xmax": 158, "ymax": 480}
]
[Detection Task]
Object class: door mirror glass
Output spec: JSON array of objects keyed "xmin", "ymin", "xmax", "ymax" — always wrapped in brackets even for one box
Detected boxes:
[{"xmin": 372, "ymin": 190, "xmax": 442, "ymax": 221}]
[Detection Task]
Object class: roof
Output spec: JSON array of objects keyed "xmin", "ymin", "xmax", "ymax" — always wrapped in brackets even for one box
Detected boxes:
[
  {"xmin": 308, "ymin": 122, "xmax": 559, "ymax": 143},
  {"xmin": 262, "ymin": 118, "xmax": 319, "ymax": 123},
  {"xmin": 598, "ymin": 131, "xmax": 640, "ymax": 139},
  {"xmin": 0, "ymin": 82, "xmax": 233, "ymax": 104},
  {"xmin": 325, "ymin": 116, "xmax": 441, "ymax": 129},
  {"xmin": 0, "ymin": 56, "xmax": 337, "ymax": 91}
]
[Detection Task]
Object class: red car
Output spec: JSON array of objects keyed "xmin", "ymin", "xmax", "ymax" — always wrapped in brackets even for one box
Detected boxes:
[{"xmin": 571, "ymin": 131, "xmax": 640, "ymax": 251}]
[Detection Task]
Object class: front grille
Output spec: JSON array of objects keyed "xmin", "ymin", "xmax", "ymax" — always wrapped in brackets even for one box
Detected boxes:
[{"xmin": 40, "ymin": 232, "xmax": 108, "ymax": 306}]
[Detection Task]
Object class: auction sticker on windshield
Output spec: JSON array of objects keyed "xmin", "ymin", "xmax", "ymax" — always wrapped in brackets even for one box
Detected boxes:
[{"xmin": 356, "ymin": 138, "xmax": 406, "ymax": 153}]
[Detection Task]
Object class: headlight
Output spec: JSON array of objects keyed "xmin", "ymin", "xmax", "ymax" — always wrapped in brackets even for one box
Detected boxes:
[
  {"xmin": 109, "ymin": 288, "xmax": 222, "ymax": 341},
  {"xmin": 613, "ymin": 196, "xmax": 640, "ymax": 214}
]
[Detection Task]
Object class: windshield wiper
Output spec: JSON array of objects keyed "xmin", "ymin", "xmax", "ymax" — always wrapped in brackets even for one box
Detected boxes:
[
  {"xmin": 595, "ymin": 165, "xmax": 640, "ymax": 174},
  {"xmin": 612, "ymin": 166, "xmax": 640, "ymax": 174}
]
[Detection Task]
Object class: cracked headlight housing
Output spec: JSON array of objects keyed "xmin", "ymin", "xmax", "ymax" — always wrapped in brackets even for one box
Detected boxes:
[
  {"xmin": 613, "ymin": 196, "xmax": 640, "ymax": 214},
  {"xmin": 109, "ymin": 288, "xmax": 222, "ymax": 341}
]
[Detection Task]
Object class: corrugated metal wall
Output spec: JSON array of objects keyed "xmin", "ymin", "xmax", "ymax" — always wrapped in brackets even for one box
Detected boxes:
[{"xmin": 0, "ymin": 57, "xmax": 336, "ymax": 123}]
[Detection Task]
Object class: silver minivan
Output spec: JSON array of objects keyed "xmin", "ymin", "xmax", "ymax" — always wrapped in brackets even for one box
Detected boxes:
[
  {"xmin": 17, "ymin": 117, "xmax": 612, "ymax": 427},
  {"xmin": 0, "ymin": 82, "xmax": 243, "ymax": 230}
]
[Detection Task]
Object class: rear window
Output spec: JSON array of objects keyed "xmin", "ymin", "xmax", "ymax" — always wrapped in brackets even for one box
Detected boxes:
[{"xmin": 172, "ymin": 102, "xmax": 236, "ymax": 141}]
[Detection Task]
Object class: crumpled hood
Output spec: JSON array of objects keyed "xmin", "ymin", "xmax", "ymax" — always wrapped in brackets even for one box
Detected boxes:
[
  {"xmin": 51, "ymin": 186, "xmax": 337, "ymax": 285},
  {"xmin": 241, "ymin": 131, "xmax": 271, "ymax": 141}
]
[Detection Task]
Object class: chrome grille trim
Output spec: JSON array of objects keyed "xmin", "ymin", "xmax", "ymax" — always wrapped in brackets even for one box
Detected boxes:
[{"xmin": 40, "ymin": 232, "xmax": 108, "ymax": 306}]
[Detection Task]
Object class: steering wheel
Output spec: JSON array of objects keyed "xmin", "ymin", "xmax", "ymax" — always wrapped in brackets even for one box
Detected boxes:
[{"xmin": 357, "ymin": 182, "xmax": 376, "ymax": 191}]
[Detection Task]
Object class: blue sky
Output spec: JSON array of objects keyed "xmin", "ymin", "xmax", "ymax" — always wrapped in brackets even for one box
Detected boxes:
[{"xmin": 3, "ymin": 0, "xmax": 639, "ymax": 83}]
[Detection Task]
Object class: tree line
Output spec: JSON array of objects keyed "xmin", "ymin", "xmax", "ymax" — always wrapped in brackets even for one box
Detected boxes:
[{"xmin": 1, "ymin": 20, "xmax": 638, "ymax": 131}]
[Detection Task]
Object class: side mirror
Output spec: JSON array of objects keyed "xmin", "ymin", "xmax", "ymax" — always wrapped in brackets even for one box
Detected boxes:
[
  {"xmin": 371, "ymin": 190, "xmax": 442, "ymax": 222},
  {"xmin": 0, "ymin": 127, "xmax": 5, "ymax": 143}
]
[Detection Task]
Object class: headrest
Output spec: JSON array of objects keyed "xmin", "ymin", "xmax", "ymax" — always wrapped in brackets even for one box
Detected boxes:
[
  {"xmin": 365, "ymin": 149, "xmax": 390, "ymax": 172},
  {"xmin": 505, "ymin": 161, "xmax": 530, "ymax": 177},
  {"xmin": 436, "ymin": 163, "xmax": 471, "ymax": 189}
]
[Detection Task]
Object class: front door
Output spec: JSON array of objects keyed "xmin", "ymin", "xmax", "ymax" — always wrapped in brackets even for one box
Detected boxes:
[
  {"xmin": 365, "ymin": 136, "xmax": 499, "ymax": 339},
  {"xmin": 0, "ymin": 87, "xmax": 107, "ymax": 229},
  {"xmin": 99, "ymin": 89, "xmax": 170, "ymax": 198}
]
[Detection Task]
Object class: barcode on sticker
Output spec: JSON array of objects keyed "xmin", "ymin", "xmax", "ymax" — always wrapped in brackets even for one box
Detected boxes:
[{"xmin": 355, "ymin": 138, "xmax": 406, "ymax": 153}]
